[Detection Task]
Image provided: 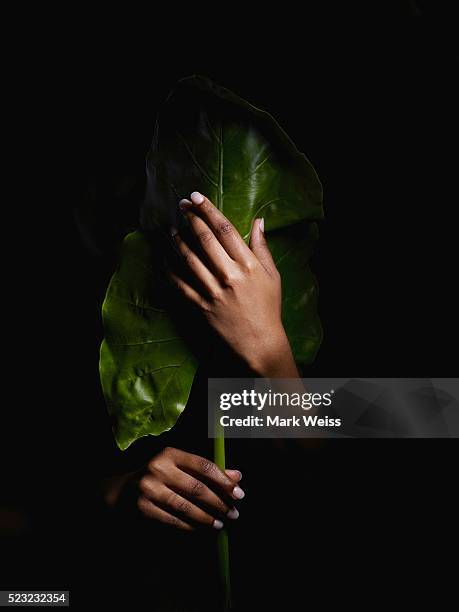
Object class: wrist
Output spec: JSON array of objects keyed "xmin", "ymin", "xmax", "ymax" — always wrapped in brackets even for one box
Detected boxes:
[{"xmin": 248, "ymin": 327, "xmax": 299, "ymax": 378}]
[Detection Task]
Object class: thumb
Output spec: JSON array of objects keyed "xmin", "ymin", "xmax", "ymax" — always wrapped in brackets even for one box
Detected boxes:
[{"xmin": 249, "ymin": 218, "xmax": 276, "ymax": 274}]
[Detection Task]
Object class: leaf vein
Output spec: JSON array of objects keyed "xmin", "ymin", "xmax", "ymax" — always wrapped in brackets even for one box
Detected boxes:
[
  {"xmin": 108, "ymin": 294, "xmax": 166, "ymax": 313},
  {"xmin": 177, "ymin": 131, "xmax": 218, "ymax": 188},
  {"xmin": 232, "ymin": 154, "xmax": 271, "ymax": 188},
  {"xmin": 109, "ymin": 337, "xmax": 178, "ymax": 346}
]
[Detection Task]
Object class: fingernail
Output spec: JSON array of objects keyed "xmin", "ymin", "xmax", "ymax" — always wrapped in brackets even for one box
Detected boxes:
[
  {"xmin": 227, "ymin": 507, "xmax": 239, "ymax": 520},
  {"xmin": 233, "ymin": 486, "xmax": 245, "ymax": 500},
  {"xmin": 179, "ymin": 198, "xmax": 192, "ymax": 210},
  {"xmin": 213, "ymin": 519, "xmax": 224, "ymax": 530},
  {"xmin": 170, "ymin": 227, "xmax": 178, "ymax": 237},
  {"xmin": 259, "ymin": 218, "xmax": 265, "ymax": 233},
  {"xmin": 190, "ymin": 191, "xmax": 205, "ymax": 205},
  {"xmin": 233, "ymin": 470, "xmax": 242, "ymax": 482}
]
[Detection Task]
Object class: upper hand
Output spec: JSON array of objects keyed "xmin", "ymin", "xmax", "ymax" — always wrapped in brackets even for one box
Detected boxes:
[{"xmin": 169, "ymin": 191, "xmax": 299, "ymax": 378}]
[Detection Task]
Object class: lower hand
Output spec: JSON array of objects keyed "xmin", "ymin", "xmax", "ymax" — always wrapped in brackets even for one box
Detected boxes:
[{"xmin": 136, "ymin": 447, "xmax": 244, "ymax": 532}]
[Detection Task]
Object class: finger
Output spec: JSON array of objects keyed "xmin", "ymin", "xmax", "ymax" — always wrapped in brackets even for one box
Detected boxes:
[
  {"xmin": 225, "ymin": 469, "xmax": 242, "ymax": 482},
  {"xmin": 159, "ymin": 486, "xmax": 225, "ymax": 529},
  {"xmin": 137, "ymin": 495, "xmax": 194, "ymax": 531},
  {"xmin": 181, "ymin": 208, "xmax": 235, "ymax": 279},
  {"xmin": 169, "ymin": 270, "xmax": 209, "ymax": 310},
  {"xmin": 140, "ymin": 479, "xmax": 225, "ymax": 529},
  {"xmin": 170, "ymin": 468, "xmax": 238, "ymax": 519},
  {"xmin": 171, "ymin": 229, "xmax": 221, "ymax": 299},
  {"xmin": 181, "ymin": 192, "xmax": 252, "ymax": 263},
  {"xmin": 249, "ymin": 218, "xmax": 277, "ymax": 275},
  {"xmin": 174, "ymin": 449, "xmax": 246, "ymax": 501}
]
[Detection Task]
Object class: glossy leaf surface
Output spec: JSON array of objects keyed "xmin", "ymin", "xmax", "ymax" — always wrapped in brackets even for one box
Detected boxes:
[{"xmin": 100, "ymin": 231, "xmax": 198, "ymax": 450}]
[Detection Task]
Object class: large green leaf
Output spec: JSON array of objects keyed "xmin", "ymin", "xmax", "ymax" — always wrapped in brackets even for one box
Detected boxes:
[{"xmin": 100, "ymin": 76, "xmax": 324, "ymax": 450}]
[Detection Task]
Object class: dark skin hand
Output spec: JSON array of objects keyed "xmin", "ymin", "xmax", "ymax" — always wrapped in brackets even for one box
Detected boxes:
[
  {"xmin": 171, "ymin": 191, "xmax": 300, "ymax": 379},
  {"xmin": 105, "ymin": 192, "xmax": 300, "ymax": 529},
  {"xmin": 137, "ymin": 447, "xmax": 244, "ymax": 531}
]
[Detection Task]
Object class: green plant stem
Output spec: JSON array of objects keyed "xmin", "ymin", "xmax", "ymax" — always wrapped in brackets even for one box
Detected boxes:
[{"xmin": 214, "ymin": 420, "xmax": 231, "ymax": 610}]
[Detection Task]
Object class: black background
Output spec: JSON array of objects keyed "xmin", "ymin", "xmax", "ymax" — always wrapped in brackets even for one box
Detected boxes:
[{"xmin": 2, "ymin": 2, "xmax": 458, "ymax": 609}]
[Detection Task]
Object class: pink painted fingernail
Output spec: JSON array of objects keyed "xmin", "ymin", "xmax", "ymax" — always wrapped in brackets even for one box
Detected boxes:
[
  {"xmin": 190, "ymin": 191, "xmax": 205, "ymax": 204},
  {"xmin": 233, "ymin": 486, "xmax": 245, "ymax": 500},
  {"xmin": 227, "ymin": 507, "xmax": 239, "ymax": 520},
  {"xmin": 213, "ymin": 519, "xmax": 224, "ymax": 530},
  {"xmin": 259, "ymin": 218, "xmax": 265, "ymax": 233},
  {"xmin": 179, "ymin": 198, "xmax": 192, "ymax": 209}
]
